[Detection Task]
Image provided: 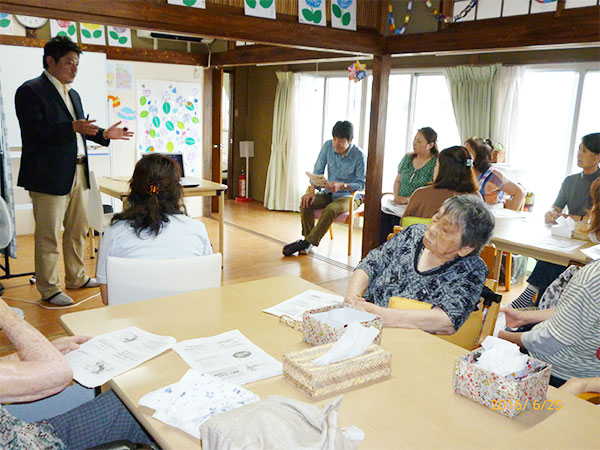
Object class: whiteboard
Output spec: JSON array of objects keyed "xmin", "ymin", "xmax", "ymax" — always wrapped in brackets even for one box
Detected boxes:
[{"xmin": 0, "ymin": 45, "xmax": 108, "ymax": 147}]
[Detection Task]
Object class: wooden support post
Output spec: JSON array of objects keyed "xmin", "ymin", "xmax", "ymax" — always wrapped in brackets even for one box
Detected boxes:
[
  {"xmin": 211, "ymin": 68, "xmax": 223, "ymax": 212},
  {"xmin": 361, "ymin": 54, "xmax": 391, "ymax": 259}
]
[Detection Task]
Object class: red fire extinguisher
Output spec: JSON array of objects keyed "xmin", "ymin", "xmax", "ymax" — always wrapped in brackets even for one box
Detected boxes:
[{"xmin": 235, "ymin": 168, "xmax": 251, "ymax": 202}]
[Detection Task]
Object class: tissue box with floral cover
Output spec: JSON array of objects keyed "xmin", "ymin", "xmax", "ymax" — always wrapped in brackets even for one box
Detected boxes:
[
  {"xmin": 453, "ymin": 349, "xmax": 551, "ymax": 418},
  {"xmin": 302, "ymin": 305, "xmax": 383, "ymax": 346},
  {"xmin": 283, "ymin": 343, "xmax": 392, "ymax": 398}
]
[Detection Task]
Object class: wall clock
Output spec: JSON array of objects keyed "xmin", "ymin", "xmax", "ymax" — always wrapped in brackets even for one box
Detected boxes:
[{"xmin": 14, "ymin": 15, "xmax": 48, "ymax": 29}]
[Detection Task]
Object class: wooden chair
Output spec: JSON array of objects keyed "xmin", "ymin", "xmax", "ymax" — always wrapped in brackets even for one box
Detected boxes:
[
  {"xmin": 387, "ymin": 216, "xmax": 432, "ymax": 241},
  {"xmin": 313, "ymin": 190, "xmax": 364, "ymax": 255},
  {"xmin": 389, "ymin": 279, "xmax": 501, "ymax": 351}
]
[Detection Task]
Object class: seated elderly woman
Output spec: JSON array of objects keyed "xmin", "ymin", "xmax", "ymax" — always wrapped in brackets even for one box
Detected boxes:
[
  {"xmin": 97, "ymin": 153, "xmax": 212, "ymax": 304},
  {"xmin": 345, "ymin": 195, "xmax": 494, "ymax": 334}
]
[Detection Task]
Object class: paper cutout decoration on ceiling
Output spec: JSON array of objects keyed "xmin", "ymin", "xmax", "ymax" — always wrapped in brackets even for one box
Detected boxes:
[
  {"xmin": 167, "ymin": 0, "xmax": 206, "ymax": 8},
  {"xmin": 244, "ymin": 0, "xmax": 276, "ymax": 20},
  {"xmin": 50, "ymin": 19, "xmax": 78, "ymax": 42},
  {"xmin": 0, "ymin": 14, "xmax": 13, "ymax": 35},
  {"xmin": 79, "ymin": 23, "xmax": 105, "ymax": 45},
  {"xmin": 298, "ymin": 0, "xmax": 326, "ymax": 26},
  {"xmin": 331, "ymin": 0, "xmax": 356, "ymax": 31},
  {"xmin": 107, "ymin": 26, "xmax": 132, "ymax": 48}
]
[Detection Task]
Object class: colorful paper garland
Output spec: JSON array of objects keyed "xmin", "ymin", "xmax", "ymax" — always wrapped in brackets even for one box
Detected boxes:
[
  {"xmin": 423, "ymin": 0, "xmax": 478, "ymax": 23},
  {"xmin": 388, "ymin": 1, "xmax": 413, "ymax": 35}
]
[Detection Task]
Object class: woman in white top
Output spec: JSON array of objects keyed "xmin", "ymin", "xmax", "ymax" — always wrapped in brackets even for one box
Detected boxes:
[{"xmin": 97, "ymin": 153, "xmax": 212, "ymax": 304}]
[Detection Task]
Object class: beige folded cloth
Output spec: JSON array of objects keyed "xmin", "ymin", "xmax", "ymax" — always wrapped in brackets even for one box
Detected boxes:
[{"xmin": 200, "ymin": 395, "xmax": 362, "ymax": 450}]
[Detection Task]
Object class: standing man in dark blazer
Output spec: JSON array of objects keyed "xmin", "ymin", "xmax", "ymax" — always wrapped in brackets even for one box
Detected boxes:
[{"xmin": 16, "ymin": 36, "xmax": 133, "ymax": 306}]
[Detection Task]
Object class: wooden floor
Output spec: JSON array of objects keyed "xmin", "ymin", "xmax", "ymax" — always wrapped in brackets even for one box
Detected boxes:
[{"xmin": 0, "ymin": 199, "xmax": 523, "ymax": 353}]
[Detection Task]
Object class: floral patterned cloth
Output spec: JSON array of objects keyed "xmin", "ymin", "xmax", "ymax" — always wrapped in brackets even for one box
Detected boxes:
[
  {"xmin": 0, "ymin": 406, "xmax": 65, "ymax": 450},
  {"xmin": 356, "ymin": 224, "xmax": 488, "ymax": 331}
]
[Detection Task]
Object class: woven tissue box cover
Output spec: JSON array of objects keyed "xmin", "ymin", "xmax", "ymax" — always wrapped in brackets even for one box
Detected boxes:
[
  {"xmin": 283, "ymin": 343, "xmax": 392, "ymax": 399},
  {"xmin": 302, "ymin": 304, "xmax": 383, "ymax": 346},
  {"xmin": 453, "ymin": 349, "xmax": 551, "ymax": 418}
]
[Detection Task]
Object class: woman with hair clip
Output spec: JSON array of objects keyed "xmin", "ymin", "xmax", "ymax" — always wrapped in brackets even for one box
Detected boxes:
[
  {"xmin": 379, "ymin": 127, "xmax": 439, "ymax": 244},
  {"xmin": 96, "ymin": 153, "xmax": 212, "ymax": 304},
  {"xmin": 403, "ymin": 145, "xmax": 481, "ymax": 219},
  {"xmin": 464, "ymin": 137, "xmax": 525, "ymax": 211}
]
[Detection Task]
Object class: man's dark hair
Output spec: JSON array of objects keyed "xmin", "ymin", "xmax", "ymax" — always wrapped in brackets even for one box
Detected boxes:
[
  {"xmin": 43, "ymin": 36, "xmax": 82, "ymax": 69},
  {"xmin": 332, "ymin": 121, "xmax": 353, "ymax": 141}
]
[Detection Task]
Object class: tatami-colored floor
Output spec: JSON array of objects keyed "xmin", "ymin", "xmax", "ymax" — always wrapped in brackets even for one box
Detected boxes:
[{"xmin": 0, "ymin": 199, "xmax": 524, "ymax": 353}]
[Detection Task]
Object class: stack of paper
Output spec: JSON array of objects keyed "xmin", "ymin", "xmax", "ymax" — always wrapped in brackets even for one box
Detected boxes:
[
  {"xmin": 174, "ymin": 330, "xmax": 283, "ymax": 386},
  {"xmin": 66, "ymin": 327, "xmax": 176, "ymax": 388},
  {"xmin": 139, "ymin": 370, "xmax": 259, "ymax": 439}
]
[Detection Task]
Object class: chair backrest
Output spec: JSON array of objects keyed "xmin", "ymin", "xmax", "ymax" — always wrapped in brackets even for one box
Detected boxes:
[
  {"xmin": 400, "ymin": 216, "xmax": 432, "ymax": 228},
  {"xmin": 106, "ymin": 253, "xmax": 222, "ymax": 305},
  {"xmin": 480, "ymin": 244, "xmax": 497, "ymax": 279},
  {"xmin": 87, "ymin": 171, "xmax": 106, "ymax": 231}
]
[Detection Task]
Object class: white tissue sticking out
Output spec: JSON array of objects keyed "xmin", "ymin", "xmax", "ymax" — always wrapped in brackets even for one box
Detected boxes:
[
  {"xmin": 551, "ymin": 216, "xmax": 576, "ymax": 238},
  {"xmin": 311, "ymin": 308, "xmax": 378, "ymax": 330},
  {"xmin": 313, "ymin": 321, "xmax": 379, "ymax": 366},
  {"xmin": 476, "ymin": 336, "xmax": 528, "ymax": 377}
]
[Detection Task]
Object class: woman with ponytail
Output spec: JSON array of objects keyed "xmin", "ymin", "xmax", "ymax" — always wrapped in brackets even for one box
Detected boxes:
[{"xmin": 96, "ymin": 153, "xmax": 212, "ymax": 304}]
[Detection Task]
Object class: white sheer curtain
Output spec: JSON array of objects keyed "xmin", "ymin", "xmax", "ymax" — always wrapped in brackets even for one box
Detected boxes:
[
  {"xmin": 443, "ymin": 64, "xmax": 501, "ymax": 142},
  {"xmin": 264, "ymin": 72, "xmax": 301, "ymax": 211},
  {"xmin": 491, "ymin": 66, "xmax": 523, "ymax": 158}
]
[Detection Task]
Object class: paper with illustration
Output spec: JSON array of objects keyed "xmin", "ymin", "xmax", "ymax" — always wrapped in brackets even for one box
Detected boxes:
[
  {"xmin": 66, "ymin": 327, "xmax": 176, "ymax": 388},
  {"xmin": 174, "ymin": 330, "xmax": 282, "ymax": 386},
  {"xmin": 263, "ymin": 289, "xmax": 343, "ymax": 322}
]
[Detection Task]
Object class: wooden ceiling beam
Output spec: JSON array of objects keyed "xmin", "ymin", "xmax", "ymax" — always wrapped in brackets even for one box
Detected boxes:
[
  {"xmin": 0, "ymin": 34, "xmax": 208, "ymax": 66},
  {"xmin": 385, "ymin": 7, "xmax": 600, "ymax": 55},
  {"xmin": 211, "ymin": 45, "xmax": 359, "ymax": 67},
  {"xmin": 0, "ymin": 0, "xmax": 383, "ymax": 55}
]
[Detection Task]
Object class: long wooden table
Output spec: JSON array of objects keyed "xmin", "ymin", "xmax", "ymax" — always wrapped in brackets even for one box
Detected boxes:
[
  {"xmin": 60, "ymin": 276, "xmax": 599, "ymax": 450},
  {"xmin": 98, "ymin": 176, "xmax": 227, "ymax": 255}
]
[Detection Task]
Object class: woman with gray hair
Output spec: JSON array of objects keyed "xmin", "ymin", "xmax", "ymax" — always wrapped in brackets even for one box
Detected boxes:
[{"xmin": 345, "ymin": 195, "xmax": 494, "ymax": 334}]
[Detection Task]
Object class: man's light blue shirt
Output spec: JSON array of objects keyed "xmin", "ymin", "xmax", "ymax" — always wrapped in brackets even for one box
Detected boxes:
[{"xmin": 313, "ymin": 140, "xmax": 366, "ymax": 199}]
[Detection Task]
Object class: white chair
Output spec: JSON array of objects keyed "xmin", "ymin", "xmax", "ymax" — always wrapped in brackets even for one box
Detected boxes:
[
  {"xmin": 106, "ymin": 253, "xmax": 222, "ymax": 305},
  {"xmin": 87, "ymin": 171, "xmax": 113, "ymax": 260}
]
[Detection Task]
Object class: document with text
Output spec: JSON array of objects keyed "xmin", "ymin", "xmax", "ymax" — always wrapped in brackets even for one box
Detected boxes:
[
  {"xmin": 263, "ymin": 289, "xmax": 344, "ymax": 322},
  {"xmin": 174, "ymin": 329, "xmax": 282, "ymax": 386},
  {"xmin": 66, "ymin": 327, "xmax": 176, "ymax": 388}
]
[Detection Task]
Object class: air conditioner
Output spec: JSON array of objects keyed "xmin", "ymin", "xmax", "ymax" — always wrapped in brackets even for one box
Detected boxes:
[{"xmin": 136, "ymin": 29, "xmax": 214, "ymax": 45}]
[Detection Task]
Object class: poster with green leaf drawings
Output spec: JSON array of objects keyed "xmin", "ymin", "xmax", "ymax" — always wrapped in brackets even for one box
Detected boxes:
[
  {"xmin": 244, "ymin": 0, "xmax": 276, "ymax": 20},
  {"xmin": 79, "ymin": 23, "xmax": 105, "ymax": 45},
  {"xmin": 107, "ymin": 26, "xmax": 132, "ymax": 48},
  {"xmin": 330, "ymin": 0, "xmax": 356, "ymax": 31},
  {"xmin": 50, "ymin": 19, "xmax": 78, "ymax": 42},
  {"xmin": 136, "ymin": 79, "xmax": 203, "ymax": 176},
  {"xmin": 0, "ymin": 14, "xmax": 13, "ymax": 35},
  {"xmin": 167, "ymin": 0, "xmax": 206, "ymax": 8},
  {"xmin": 298, "ymin": 0, "xmax": 326, "ymax": 26}
]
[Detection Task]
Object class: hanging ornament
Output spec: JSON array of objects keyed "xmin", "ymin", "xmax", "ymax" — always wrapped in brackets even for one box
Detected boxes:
[
  {"xmin": 388, "ymin": 1, "xmax": 413, "ymax": 35},
  {"xmin": 422, "ymin": 0, "xmax": 477, "ymax": 23},
  {"xmin": 347, "ymin": 60, "xmax": 367, "ymax": 83}
]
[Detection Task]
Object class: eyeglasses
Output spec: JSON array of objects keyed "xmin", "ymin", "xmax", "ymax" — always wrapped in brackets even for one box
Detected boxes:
[{"xmin": 279, "ymin": 314, "xmax": 304, "ymax": 332}]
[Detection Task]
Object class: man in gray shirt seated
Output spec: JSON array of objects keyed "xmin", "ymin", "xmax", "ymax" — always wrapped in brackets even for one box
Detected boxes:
[{"xmin": 283, "ymin": 121, "xmax": 366, "ymax": 256}]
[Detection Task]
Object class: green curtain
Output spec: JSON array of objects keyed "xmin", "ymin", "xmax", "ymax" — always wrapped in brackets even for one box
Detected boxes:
[{"xmin": 443, "ymin": 64, "xmax": 501, "ymax": 142}]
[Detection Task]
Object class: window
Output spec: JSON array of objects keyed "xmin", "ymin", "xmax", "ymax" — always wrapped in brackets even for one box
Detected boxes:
[
  {"xmin": 383, "ymin": 72, "xmax": 460, "ymax": 192},
  {"xmin": 509, "ymin": 66, "xmax": 598, "ymax": 211}
]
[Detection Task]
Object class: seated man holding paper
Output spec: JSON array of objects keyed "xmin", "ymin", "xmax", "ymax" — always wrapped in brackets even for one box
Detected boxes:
[
  {"xmin": 283, "ymin": 121, "xmax": 366, "ymax": 256},
  {"xmin": 498, "ymin": 259, "xmax": 600, "ymax": 388},
  {"xmin": 0, "ymin": 299, "xmax": 155, "ymax": 449},
  {"xmin": 344, "ymin": 195, "xmax": 495, "ymax": 334}
]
